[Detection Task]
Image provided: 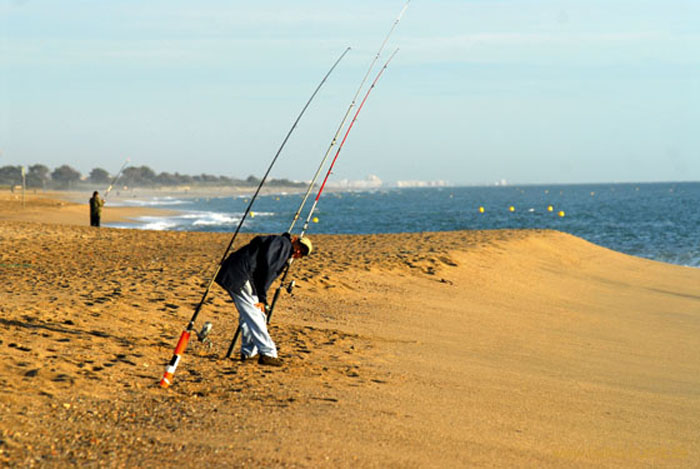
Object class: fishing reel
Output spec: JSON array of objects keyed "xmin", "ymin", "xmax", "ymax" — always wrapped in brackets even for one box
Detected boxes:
[{"xmin": 196, "ymin": 321, "xmax": 213, "ymax": 349}]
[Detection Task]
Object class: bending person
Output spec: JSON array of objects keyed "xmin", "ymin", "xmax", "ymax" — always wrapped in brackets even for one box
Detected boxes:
[{"xmin": 215, "ymin": 233, "xmax": 312, "ymax": 366}]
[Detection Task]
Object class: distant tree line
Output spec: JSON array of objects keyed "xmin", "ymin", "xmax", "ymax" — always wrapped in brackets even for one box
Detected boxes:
[{"xmin": 0, "ymin": 164, "xmax": 305, "ymax": 190}]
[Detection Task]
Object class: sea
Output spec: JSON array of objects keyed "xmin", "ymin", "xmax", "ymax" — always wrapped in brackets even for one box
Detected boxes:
[{"xmin": 106, "ymin": 182, "xmax": 700, "ymax": 268}]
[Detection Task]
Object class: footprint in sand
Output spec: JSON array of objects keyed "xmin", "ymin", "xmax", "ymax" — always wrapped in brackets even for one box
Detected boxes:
[
  {"xmin": 52, "ymin": 374, "xmax": 74, "ymax": 384},
  {"xmin": 8, "ymin": 343, "xmax": 32, "ymax": 352},
  {"xmin": 113, "ymin": 355, "xmax": 137, "ymax": 366}
]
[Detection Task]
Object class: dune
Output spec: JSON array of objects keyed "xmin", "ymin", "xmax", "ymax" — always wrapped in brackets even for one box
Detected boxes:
[{"xmin": 1, "ymin": 194, "xmax": 698, "ymax": 467}]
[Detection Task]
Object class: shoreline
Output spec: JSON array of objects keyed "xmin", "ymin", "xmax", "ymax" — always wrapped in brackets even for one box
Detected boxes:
[
  {"xmin": 3, "ymin": 188, "xmax": 698, "ymax": 270},
  {"xmin": 0, "ymin": 186, "xmax": 311, "ymax": 228}
]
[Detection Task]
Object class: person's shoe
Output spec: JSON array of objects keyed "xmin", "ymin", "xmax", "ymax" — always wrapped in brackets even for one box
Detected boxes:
[
  {"xmin": 258, "ymin": 355, "xmax": 283, "ymax": 367},
  {"xmin": 240, "ymin": 353, "xmax": 257, "ymax": 362}
]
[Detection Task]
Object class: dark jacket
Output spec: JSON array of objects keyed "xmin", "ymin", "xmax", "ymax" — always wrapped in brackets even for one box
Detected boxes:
[
  {"xmin": 215, "ymin": 233, "xmax": 293, "ymax": 304},
  {"xmin": 89, "ymin": 196, "xmax": 104, "ymax": 216}
]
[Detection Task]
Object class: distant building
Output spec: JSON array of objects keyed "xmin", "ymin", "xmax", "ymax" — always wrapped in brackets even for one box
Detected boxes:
[
  {"xmin": 395, "ymin": 180, "xmax": 448, "ymax": 188},
  {"xmin": 328, "ymin": 174, "xmax": 383, "ymax": 189}
]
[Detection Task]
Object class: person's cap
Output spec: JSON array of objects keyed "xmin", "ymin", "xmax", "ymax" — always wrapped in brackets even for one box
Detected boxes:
[{"xmin": 298, "ymin": 237, "xmax": 313, "ymax": 255}]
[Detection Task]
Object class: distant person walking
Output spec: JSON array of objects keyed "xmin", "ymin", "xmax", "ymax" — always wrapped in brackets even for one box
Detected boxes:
[
  {"xmin": 89, "ymin": 191, "xmax": 104, "ymax": 227},
  {"xmin": 215, "ymin": 233, "xmax": 312, "ymax": 366}
]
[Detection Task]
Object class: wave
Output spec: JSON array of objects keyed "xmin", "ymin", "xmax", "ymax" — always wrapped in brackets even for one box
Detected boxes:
[
  {"xmin": 107, "ymin": 216, "xmax": 179, "ymax": 231},
  {"xmin": 654, "ymin": 252, "xmax": 700, "ymax": 269},
  {"xmin": 109, "ymin": 210, "xmax": 277, "ymax": 232},
  {"xmin": 189, "ymin": 212, "xmax": 241, "ymax": 227},
  {"xmin": 111, "ymin": 197, "xmax": 191, "ymax": 207}
]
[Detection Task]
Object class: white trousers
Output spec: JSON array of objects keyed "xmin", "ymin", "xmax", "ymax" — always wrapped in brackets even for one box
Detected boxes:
[{"xmin": 231, "ymin": 281, "xmax": 277, "ymax": 358}]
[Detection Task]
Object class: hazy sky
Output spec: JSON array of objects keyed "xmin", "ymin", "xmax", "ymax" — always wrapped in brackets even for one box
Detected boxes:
[{"xmin": 1, "ymin": 0, "xmax": 698, "ymax": 185}]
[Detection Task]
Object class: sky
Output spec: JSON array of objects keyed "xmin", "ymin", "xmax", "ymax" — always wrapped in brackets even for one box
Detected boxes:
[{"xmin": 1, "ymin": 0, "xmax": 698, "ymax": 186}]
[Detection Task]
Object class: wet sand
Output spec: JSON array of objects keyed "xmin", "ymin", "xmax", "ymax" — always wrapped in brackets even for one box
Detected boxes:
[{"xmin": 1, "ymin": 192, "xmax": 699, "ymax": 467}]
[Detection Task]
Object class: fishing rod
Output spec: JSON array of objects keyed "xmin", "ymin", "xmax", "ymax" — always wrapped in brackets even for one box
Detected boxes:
[
  {"xmin": 103, "ymin": 158, "xmax": 130, "ymax": 199},
  {"xmin": 285, "ymin": 0, "xmax": 410, "ymax": 235},
  {"xmin": 224, "ymin": 0, "xmax": 410, "ymax": 360},
  {"xmin": 159, "ymin": 47, "xmax": 351, "ymax": 388},
  {"xmin": 275, "ymin": 48, "xmax": 400, "ymax": 317},
  {"xmin": 225, "ymin": 48, "xmax": 401, "ymax": 359}
]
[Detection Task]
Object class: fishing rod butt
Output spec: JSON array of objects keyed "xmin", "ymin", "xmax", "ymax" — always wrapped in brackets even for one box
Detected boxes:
[
  {"xmin": 225, "ymin": 326, "xmax": 242, "ymax": 360},
  {"xmin": 158, "ymin": 329, "xmax": 191, "ymax": 389}
]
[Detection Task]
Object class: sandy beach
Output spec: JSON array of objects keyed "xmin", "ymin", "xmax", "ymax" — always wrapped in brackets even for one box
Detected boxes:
[{"xmin": 1, "ymin": 192, "xmax": 699, "ymax": 467}]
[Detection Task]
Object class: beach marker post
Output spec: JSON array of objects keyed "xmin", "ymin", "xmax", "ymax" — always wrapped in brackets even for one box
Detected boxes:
[{"xmin": 159, "ymin": 47, "xmax": 351, "ymax": 388}]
